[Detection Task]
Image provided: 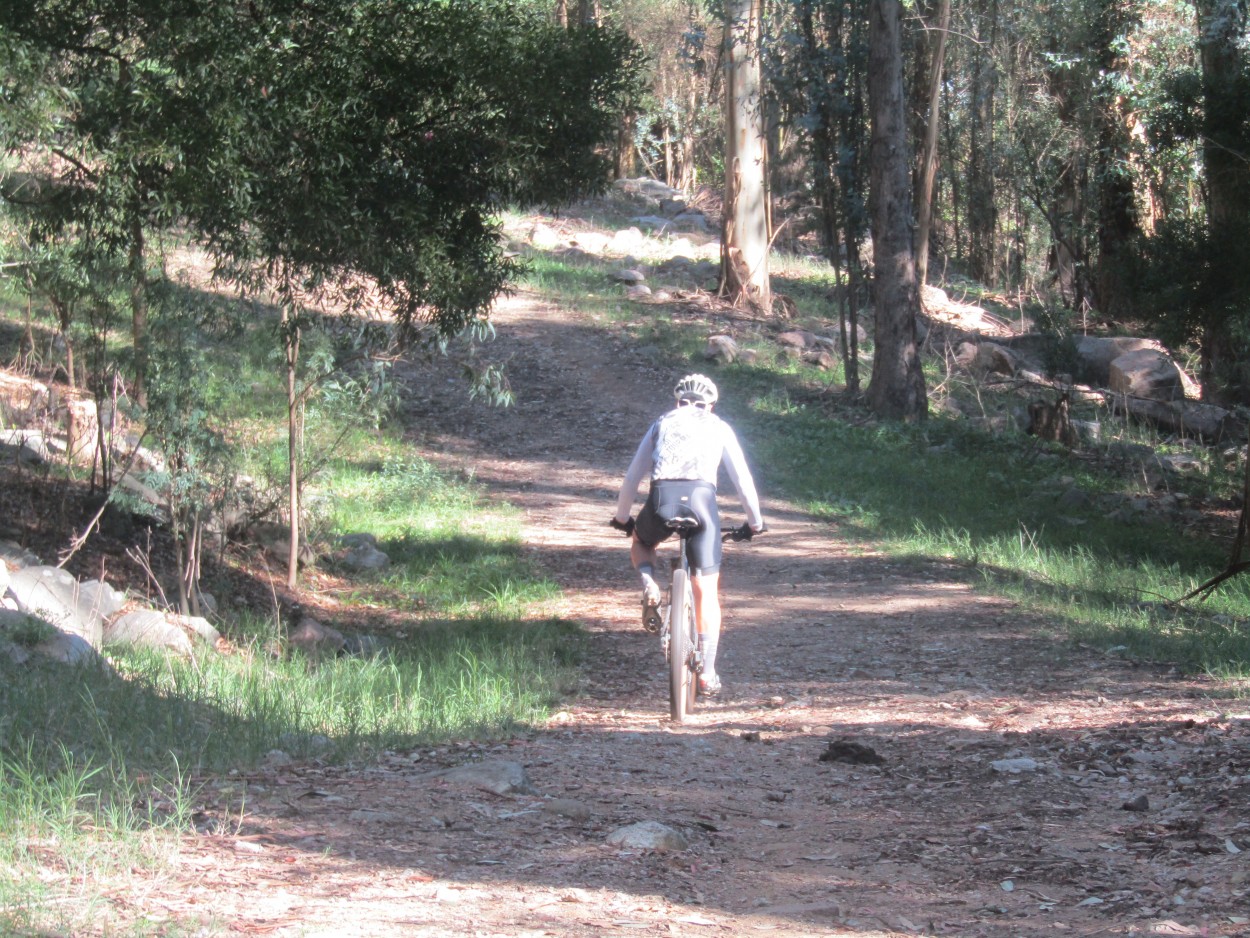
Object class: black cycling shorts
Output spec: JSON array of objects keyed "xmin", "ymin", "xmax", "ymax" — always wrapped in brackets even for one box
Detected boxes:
[{"xmin": 635, "ymin": 480, "xmax": 722, "ymax": 576}]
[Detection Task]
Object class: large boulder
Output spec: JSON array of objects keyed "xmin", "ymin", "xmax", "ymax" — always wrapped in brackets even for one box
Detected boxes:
[
  {"xmin": 704, "ymin": 335, "xmax": 739, "ymax": 364},
  {"xmin": 7, "ymin": 565, "xmax": 105, "ymax": 649},
  {"xmin": 104, "ymin": 609, "xmax": 194, "ymax": 655},
  {"xmin": 1074, "ymin": 336, "xmax": 1164, "ymax": 385},
  {"xmin": 1109, "ymin": 349, "xmax": 1186, "ymax": 402}
]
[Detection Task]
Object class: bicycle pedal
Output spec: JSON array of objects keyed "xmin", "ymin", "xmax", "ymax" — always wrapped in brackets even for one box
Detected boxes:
[{"xmin": 642, "ymin": 607, "xmax": 663, "ymax": 633}]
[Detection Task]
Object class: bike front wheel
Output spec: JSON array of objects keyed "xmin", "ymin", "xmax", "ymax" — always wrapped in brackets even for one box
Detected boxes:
[{"xmin": 668, "ymin": 568, "xmax": 697, "ymax": 722}]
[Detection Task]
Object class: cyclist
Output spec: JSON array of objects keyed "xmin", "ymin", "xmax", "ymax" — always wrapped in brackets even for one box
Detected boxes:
[{"xmin": 610, "ymin": 373, "xmax": 764, "ymax": 697}]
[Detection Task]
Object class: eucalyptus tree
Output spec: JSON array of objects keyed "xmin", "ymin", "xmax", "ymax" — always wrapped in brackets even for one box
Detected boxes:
[
  {"xmin": 721, "ymin": 0, "xmax": 773, "ymax": 313},
  {"xmin": 866, "ymin": 0, "xmax": 927, "ymax": 420}
]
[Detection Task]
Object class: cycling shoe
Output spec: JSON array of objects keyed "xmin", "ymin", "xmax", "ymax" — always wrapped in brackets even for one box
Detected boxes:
[
  {"xmin": 641, "ymin": 584, "xmax": 662, "ymax": 633},
  {"xmin": 697, "ymin": 674, "xmax": 722, "ymax": 698}
]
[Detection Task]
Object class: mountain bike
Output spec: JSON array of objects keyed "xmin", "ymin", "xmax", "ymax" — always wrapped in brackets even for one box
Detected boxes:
[{"xmin": 661, "ymin": 519, "xmax": 757, "ymax": 723}]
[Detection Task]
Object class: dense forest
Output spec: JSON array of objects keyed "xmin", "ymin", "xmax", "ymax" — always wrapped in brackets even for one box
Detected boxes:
[
  {"xmin": 2, "ymin": 0, "xmax": 1249, "ymax": 581},
  {"xmin": 607, "ymin": 0, "xmax": 1250, "ymax": 405},
  {"xmin": 4, "ymin": 0, "xmax": 1249, "ymax": 400}
]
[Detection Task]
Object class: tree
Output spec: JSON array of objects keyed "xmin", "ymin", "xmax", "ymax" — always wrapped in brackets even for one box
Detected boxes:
[
  {"xmin": 914, "ymin": 0, "xmax": 951, "ymax": 287},
  {"xmin": 1194, "ymin": 0, "xmax": 1250, "ymax": 401},
  {"xmin": 3, "ymin": 0, "xmax": 644, "ymax": 589},
  {"xmin": 767, "ymin": 0, "xmax": 870, "ymax": 389},
  {"xmin": 720, "ymin": 0, "xmax": 773, "ymax": 312},
  {"xmin": 865, "ymin": 0, "xmax": 927, "ymax": 421}
]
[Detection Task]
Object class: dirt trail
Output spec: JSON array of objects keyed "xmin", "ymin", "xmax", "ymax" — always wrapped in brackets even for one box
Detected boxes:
[{"xmin": 155, "ymin": 292, "xmax": 1249, "ymax": 937}]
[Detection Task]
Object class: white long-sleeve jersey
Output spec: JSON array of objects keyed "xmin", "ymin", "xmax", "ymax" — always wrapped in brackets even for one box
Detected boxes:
[{"xmin": 615, "ymin": 405, "xmax": 763, "ymax": 530}]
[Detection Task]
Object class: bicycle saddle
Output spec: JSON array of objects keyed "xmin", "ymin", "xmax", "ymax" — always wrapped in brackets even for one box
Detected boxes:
[{"xmin": 665, "ymin": 516, "xmax": 702, "ymax": 535}]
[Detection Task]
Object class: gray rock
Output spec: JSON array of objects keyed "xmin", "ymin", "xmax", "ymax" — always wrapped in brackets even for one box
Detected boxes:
[
  {"xmin": 338, "ymin": 532, "xmax": 379, "ymax": 550},
  {"xmin": 288, "ymin": 616, "xmax": 346, "ymax": 657},
  {"xmin": 105, "ymin": 609, "xmax": 194, "ymax": 655},
  {"xmin": 0, "ymin": 542, "xmax": 40, "ymax": 571},
  {"xmin": 1157, "ymin": 453, "xmax": 1204, "ymax": 474},
  {"xmin": 7, "ymin": 565, "xmax": 105, "ymax": 649},
  {"xmin": 606, "ymin": 820, "xmax": 689, "ymax": 852},
  {"xmin": 612, "ymin": 268, "xmax": 646, "ymax": 284},
  {"xmin": 434, "ymin": 760, "xmax": 536, "ymax": 796},
  {"xmin": 34, "ymin": 629, "xmax": 99, "ymax": 665},
  {"xmin": 339, "ymin": 542, "xmax": 391, "ymax": 571},
  {"xmin": 542, "ymin": 798, "xmax": 594, "ymax": 821},
  {"xmin": 0, "ymin": 429, "xmax": 51, "ymax": 464},
  {"xmin": 626, "ymin": 283, "xmax": 653, "ymax": 299},
  {"xmin": 78, "ymin": 579, "xmax": 126, "ymax": 620},
  {"xmin": 1057, "ymin": 488, "xmax": 1090, "ymax": 509},
  {"xmin": 1109, "ymin": 349, "xmax": 1185, "ymax": 402},
  {"xmin": 167, "ymin": 613, "xmax": 221, "ymax": 646},
  {"xmin": 777, "ymin": 330, "xmax": 816, "ymax": 349},
  {"xmin": 704, "ymin": 334, "xmax": 739, "ymax": 364},
  {"xmin": 630, "ymin": 215, "xmax": 671, "ymax": 231},
  {"xmin": 609, "ymin": 227, "xmax": 645, "ymax": 252},
  {"xmin": 1074, "ymin": 336, "xmax": 1165, "ymax": 385},
  {"xmin": 991, "ymin": 756, "xmax": 1040, "ymax": 774},
  {"xmin": 673, "ymin": 212, "xmax": 710, "ymax": 233}
]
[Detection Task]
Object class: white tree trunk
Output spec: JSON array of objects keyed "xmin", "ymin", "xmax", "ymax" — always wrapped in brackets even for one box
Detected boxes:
[{"xmin": 720, "ymin": 0, "xmax": 771, "ymax": 313}]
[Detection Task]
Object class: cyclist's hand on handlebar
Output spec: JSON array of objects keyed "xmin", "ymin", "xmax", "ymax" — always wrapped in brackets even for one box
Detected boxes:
[
  {"xmin": 723, "ymin": 521, "xmax": 765, "ymax": 542},
  {"xmin": 609, "ymin": 516, "xmax": 635, "ymax": 537}
]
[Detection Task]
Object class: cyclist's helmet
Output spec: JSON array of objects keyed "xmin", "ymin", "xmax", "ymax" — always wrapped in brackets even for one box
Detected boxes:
[{"xmin": 674, "ymin": 373, "xmax": 719, "ymax": 407}]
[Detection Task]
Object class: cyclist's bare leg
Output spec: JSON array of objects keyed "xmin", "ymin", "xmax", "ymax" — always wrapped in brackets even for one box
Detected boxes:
[
  {"xmin": 630, "ymin": 535, "xmax": 658, "ymax": 575},
  {"xmin": 631, "ymin": 536, "xmax": 663, "ymax": 630},
  {"xmin": 691, "ymin": 572, "xmax": 721, "ymax": 683}
]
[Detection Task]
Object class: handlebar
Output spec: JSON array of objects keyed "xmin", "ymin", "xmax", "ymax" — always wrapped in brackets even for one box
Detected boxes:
[
  {"xmin": 722, "ymin": 522, "xmax": 766, "ymax": 543},
  {"xmin": 610, "ymin": 516, "xmax": 764, "ymax": 542}
]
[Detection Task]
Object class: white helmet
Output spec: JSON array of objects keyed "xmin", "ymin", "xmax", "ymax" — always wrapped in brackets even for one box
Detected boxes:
[{"xmin": 674, "ymin": 373, "xmax": 718, "ymax": 406}]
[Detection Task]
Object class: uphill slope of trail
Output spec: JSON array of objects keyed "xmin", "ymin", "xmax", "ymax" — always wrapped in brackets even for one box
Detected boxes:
[{"xmin": 138, "ymin": 289, "xmax": 1248, "ymax": 937}]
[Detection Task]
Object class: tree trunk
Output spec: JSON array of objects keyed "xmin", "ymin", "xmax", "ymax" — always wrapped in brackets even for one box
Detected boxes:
[
  {"xmin": 283, "ymin": 301, "xmax": 302, "ymax": 590},
  {"xmin": 720, "ymin": 0, "xmax": 772, "ymax": 314},
  {"xmin": 966, "ymin": 0, "xmax": 998, "ymax": 284},
  {"xmin": 1196, "ymin": 0, "xmax": 1250, "ymax": 402},
  {"xmin": 1092, "ymin": 0, "xmax": 1141, "ymax": 318},
  {"xmin": 914, "ymin": 0, "xmax": 951, "ymax": 288},
  {"xmin": 866, "ymin": 0, "xmax": 927, "ymax": 422},
  {"xmin": 129, "ymin": 211, "xmax": 148, "ymax": 409}
]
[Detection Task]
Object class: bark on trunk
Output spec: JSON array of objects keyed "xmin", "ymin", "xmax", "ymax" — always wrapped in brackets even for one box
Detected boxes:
[
  {"xmin": 1196, "ymin": 0, "xmax": 1250, "ymax": 402},
  {"xmin": 915, "ymin": 0, "xmax": 951, "ymax": 288},
  {"xmin": 866, "ymin": 0, "xmax": 927, "ymax": 422},
  {"xmin": 129, "ymin": 212, "xmax": 148, "ymax": 409},
  {"xmin": 720, "ymin": 0, "xmax": 772, "ymax": 313}
]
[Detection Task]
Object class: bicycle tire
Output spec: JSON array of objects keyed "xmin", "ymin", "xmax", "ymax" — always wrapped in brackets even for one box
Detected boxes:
[
  {"xmin": 668, "ymin": 568, "xmax": 694, "ymax": 722},
  {"xmin": 683, "ymin": 587, "xmax": 698, "ymax": 714}
]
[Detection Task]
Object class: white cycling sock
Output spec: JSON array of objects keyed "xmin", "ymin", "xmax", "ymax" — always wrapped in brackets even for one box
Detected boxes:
[
  {"xmin": 699, "ymin": 633, "xmax": 718, "ymax": 677},
  {"xmin": 639, "ymin": 564, "xmax": 657, "ymax": 591}
]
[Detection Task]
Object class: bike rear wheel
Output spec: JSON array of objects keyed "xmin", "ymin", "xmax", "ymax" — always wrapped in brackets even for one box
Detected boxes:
[{"xmin": 668, "ymin": 568, "xmax": 696, "ymax": 722}]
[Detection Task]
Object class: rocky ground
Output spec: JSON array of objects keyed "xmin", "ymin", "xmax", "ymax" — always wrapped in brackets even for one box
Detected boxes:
[{"xmin": 123, "ymin": 284, "xmax": 1250, "ymax": 938}]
